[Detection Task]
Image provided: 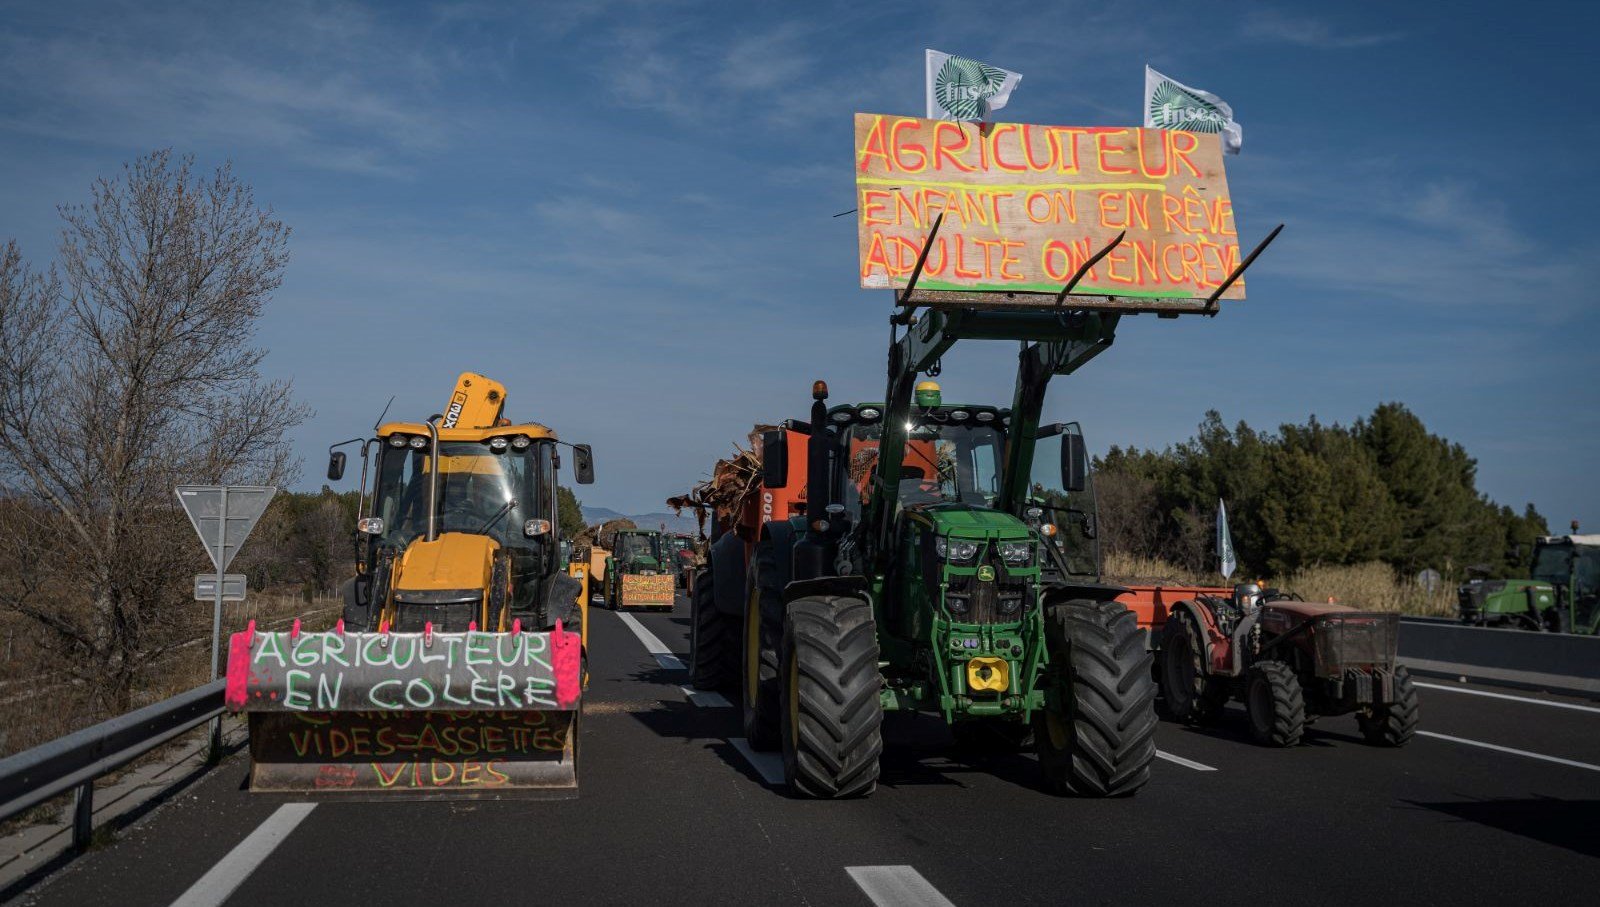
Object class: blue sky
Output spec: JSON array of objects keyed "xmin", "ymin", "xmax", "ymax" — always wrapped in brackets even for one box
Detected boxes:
[{"xmin": 1, "ymin": 0, "xmax": 1595, "ymax": 531}]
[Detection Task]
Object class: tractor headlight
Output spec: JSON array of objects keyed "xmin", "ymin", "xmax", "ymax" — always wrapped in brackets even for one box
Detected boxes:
[
  {"xmin": 387, "ymin": 435, "xmax": 406, "ymax": 448},
  {"xmin": 488, "ymin": 436, "xmax": 509, "ymax": 451},
  {"xmin": 511, "ymin": 435, "xmax": 532, "ymax": 450},
  {"xmin": 858, "ymin": 407, "xmax": 881, "ymax": 421},
  {"xmin": 998, "ymin": 541, "xmax": 1033, "ymax": 566},
  {"xmin": 935, "ymin": 538, "xmax": 979, "ymax": 563},
  {"xmin": 408, "ymin": 435, "xmax": 428, "ymax": 449}
]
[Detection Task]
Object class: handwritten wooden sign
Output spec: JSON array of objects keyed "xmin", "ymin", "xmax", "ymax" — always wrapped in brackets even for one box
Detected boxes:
[{"xmin": 855, "ymin": 112, "xmax": 1244, "ymax": 306}]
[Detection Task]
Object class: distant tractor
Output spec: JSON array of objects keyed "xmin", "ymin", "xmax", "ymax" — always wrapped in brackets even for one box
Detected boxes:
[
  {"xmin": 1457, "ymin": 534, "xmax": 1600, "ymax": 635},
  {"xmin": 662, "ymin": 533, "xmax": 696, "ymax": 588},
  {"xmin": 1159, "ymin": 583, "xmax": 1419, "ymax": 747},
  {"xmin": 606, "ymin": 529, "xmax": 675, "ymax": 611}
]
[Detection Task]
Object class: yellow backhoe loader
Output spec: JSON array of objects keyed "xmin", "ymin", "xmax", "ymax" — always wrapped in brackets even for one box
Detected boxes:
[{"xmin": 224, "ymin": 373, "xmax": 596, "ymax": 797}]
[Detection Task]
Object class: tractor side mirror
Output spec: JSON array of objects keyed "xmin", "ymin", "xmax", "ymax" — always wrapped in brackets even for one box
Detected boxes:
[
  {"xmin": 573, "ymin": 444, "xmax": 595, "ymax": 485},
  {"xmin": 1062, "ymin": 427, "xmax": 1087, "ymax": 493},
  {"xmin": 327, "ymin": 451, "xmax": 347, "ymax": 482},
  {"xmin": 762, "ymin": 429, "xmax": 788, "ymax": 489}
]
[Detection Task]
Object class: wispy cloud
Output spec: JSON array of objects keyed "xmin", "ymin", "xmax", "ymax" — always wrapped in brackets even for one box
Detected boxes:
[
  {"xmin": 1241, "ymin": 10, "xmax": 1403, "ymax": 49},
  {"xmin": 0, "ymin": 1, "xmax": 519, "ymax": 177}
]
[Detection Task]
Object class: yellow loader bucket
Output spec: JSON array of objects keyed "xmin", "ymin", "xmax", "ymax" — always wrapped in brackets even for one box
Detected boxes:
[
  {"xmin": 618, "ymin": 574, "xmax": 675, "ymax": 609},
  {"xmin": 226, "ymin": 623, "xmax": 581, "ymax": 798}
]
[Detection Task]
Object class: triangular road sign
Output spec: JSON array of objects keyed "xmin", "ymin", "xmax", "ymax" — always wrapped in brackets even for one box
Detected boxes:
[{"xmin": 176, "ymin": 485, "xmax": 277, "ymax": 572}]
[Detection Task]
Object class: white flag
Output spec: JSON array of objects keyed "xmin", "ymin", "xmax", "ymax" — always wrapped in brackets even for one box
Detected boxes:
[
  {"xmin": 1144, "ymin": 65, "xmax": 1242, "ymax": 154},
  {"xmin": 1217, "ymin": 499, "xmax": 1237, "ymax": 580},
  {"xmin": 926, "ymin": 49, "xmax": 1021, "ymax": 122}
]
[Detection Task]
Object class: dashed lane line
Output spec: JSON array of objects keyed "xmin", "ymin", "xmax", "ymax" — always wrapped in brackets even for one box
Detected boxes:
[
  {"xmin": 729, "ymin": 738, "xmax": 785, "ymax": 785},
  {"xmin": 169, "ymin": 803, "xmax": 316, "ymax": 907},
  {"xmin": 681, "ymin": 686, "xmax": 732, "ymax": 708},
  {"xmin": 613, "ymin": 611, "xmax": 686, "ymax": 670},
  {"xmin": 1418, "ymin": 730, "xmax": 1600, "ymax": 773},
  {"xmin": 1155, "ymin": 749, "xmax": 1217, "ymax": 771},
  {"xmin": 847, "ymin": 866, "xmax": 958, "ymax": 907},
  {"xmin": 1413, "ymin": 681, "xmax": 1600, "ymax": 715}
]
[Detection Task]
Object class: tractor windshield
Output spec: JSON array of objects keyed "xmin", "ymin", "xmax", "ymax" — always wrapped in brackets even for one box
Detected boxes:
[
  {"xmin": 1531, "ymin": 543, "xmax": 1572, "ymax": 585},
  {"xmin": 618, "ymin": 535, "xmax": 658, "ymax": 559},
  {"xmin": 370, "ymin": 440, "xmax": 550, "ymax": 549},
  {"xmin": 842, "ymin": 419, "xmax": 1003, "ymax": 515}
]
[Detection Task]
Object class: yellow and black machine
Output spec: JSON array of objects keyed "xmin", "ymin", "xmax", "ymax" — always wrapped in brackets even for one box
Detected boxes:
[{"xmin": 224, "ymin": 373, "xmax": 596, "ymax": 797}]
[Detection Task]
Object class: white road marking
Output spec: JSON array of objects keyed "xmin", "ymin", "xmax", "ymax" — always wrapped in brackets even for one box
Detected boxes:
[
  {"xmin": 1414, "ymin": 681, "xmax": 1600, "ymax": 715},
  {"xmin": 729, "ymin": 737, "xmax": 785, "ymax": 785},
  {"xmin": 1155, "ymin": 749, "xmax": 1217, "ymax": 771},
  {"xmin": 170, "ymin": 803, "xmax": 316, "ymax": 907},
  {"xmin": 681, "ymin": 685, "xmax": 732, "ymax": 708},
  {"xmin": 614, "ymin": 611, "xmax": 686, "ymax": 670},
  {"xmin": 1418, "ymin": 731, "xmax": 1600, "ymax": 773},
  {"xmin": 846, "ymin": 866, "xmax": 957, "ymax": 907}
]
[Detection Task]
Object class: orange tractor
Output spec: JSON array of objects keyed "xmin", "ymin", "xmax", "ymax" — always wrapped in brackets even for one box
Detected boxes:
[{"xmin": 1122, "ymin": 583, "xmax": 1419, "ymax": 747}]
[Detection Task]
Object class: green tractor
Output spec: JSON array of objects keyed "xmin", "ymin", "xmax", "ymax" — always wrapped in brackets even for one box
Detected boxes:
[
  {"xmin": 605, "ymin": 528, "xmax": 676, "ymax": 611},
  {"xmin": 1458, "ymin": 534, "xmax": 1600, "ymax": 634},
  {"xmin": 740, "ymin": 305, "xmax": 1158, "ymax": 799}
]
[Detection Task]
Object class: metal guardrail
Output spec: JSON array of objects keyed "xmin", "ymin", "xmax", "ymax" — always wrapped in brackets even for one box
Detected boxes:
[
  {"xmin": 0, "ymin": 680, "xmax": 224, "ymax": 850},
  {"xmin": 1398, "ymin": 617, "xmax": 1600, "ymax": 698}
]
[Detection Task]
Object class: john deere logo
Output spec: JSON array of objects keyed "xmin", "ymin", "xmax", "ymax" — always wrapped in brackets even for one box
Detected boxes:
[
  {"xmin": 977, "ymin": 565, "xmax": 996, "ymax": 582},
  {"xmin": 935, "ymin": 55, "xmax": 1008, "ymax": 121},
  {"xmin": 1147, "ymin": 79, "xmax": 1228, "ymax": 133}
]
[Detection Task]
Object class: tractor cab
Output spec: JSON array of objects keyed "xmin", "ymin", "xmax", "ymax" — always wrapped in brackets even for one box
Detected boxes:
[
  {"xmin": 610, "ymin": 530, "xmax": 665, "ymax": 575},
  {"xmin": 328, "ymin": 373, "xmax": 596, "ymax": 635},
  {"xmin": 1530, "ymin": 535, "xmax": 1600, "ymax": 633}
]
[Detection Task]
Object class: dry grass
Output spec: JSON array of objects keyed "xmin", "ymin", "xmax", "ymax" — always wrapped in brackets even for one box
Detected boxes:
[
  {"xmin": 1102, "ymin": 552, "xmax": 1455, "ymax": 617},
  {"xmin": 0, "ymin": 592, "xmax": 338, "ymax": 759}
]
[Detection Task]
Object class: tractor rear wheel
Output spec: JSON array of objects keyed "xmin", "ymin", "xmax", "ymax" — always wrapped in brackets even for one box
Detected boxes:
[
  {"xmin": 1358, "ymin": 666, "xmax": 1419, "ymax": 747},
  {"xmin": 779, "ymin": 595, "xmax": 883, "ymax": 799},
  {"xmin": 1246, "ymin": 661, "xmax": 1305, "ymax": 746},
  {"xmin": 689, "ymin": 568, "xmax": 737, "ymax": 692},
  {"xmin": 1159, "ymin": 607, "xmax": 1227, "ymax": 725},
  {"xmin": 1035, "ymin": 599, "xmax": 1157, "ymax": 797},
  {"xmin": 741, "ymin": 542, "xmax": 784, "ymax": 750}
]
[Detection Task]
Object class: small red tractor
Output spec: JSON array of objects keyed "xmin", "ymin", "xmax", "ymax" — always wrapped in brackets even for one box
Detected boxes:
[{"xmin": 1149, "ymin": 583, "xmax": 1419, "ymax": 747}]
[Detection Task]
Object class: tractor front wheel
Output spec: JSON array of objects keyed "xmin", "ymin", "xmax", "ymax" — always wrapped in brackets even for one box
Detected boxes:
[
  {"xmin": 779, "ymin": 595, "xmax": 883, "ymax": 799},
  {"xmin": 1035, "ymin": 599, "xmax": 1157, "ymax": 797},
  {"xmin": 741, "ymin": 542, "xmax": 784, "ymax": 751},
  {"xmin": 1159, "ymin": 607, "xmax": 1227, "ymax": 725},
  {"xmin": 1246, "ymin": 661, "xmax": 1305, "ymax": 746},
  {"xmin": 689, "ymin": 568, "xmax": 737, "ymax": 692},
  {"xmin": 1358, "ymin": 666, "xmax": 1419, "ymax": 747}
]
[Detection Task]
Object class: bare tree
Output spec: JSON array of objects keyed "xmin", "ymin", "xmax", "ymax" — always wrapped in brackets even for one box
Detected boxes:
[{"xmin": 0, "ymin": 151, "xmax": 307, "ymax": 711}]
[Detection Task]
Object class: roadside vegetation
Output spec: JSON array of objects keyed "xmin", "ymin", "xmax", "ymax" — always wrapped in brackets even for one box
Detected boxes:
[{"xmin": 1094, "ymin": 405, "xmax": 1547, "ymax": 598}]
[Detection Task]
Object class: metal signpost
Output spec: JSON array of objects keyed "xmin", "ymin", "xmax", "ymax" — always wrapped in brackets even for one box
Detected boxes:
[{"xmin": 175, "ymin": 485, "xmax": 276, "ymax": 753}]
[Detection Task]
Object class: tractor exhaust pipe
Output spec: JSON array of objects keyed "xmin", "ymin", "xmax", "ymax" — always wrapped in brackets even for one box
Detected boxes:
[{"xmin": 426, "ymin": 414, "xmax": 442, "ymax": 542}]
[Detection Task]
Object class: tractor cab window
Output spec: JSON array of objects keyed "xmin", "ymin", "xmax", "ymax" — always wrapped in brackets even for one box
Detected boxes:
[
  {"xmin": 1532, "ymin": 544, "xmax": 1573, "ymax": 586},
  {"xmin": 1574, "ymin": 545, "xmax": 1600, "ymax": 596},
  {"xmin": 842, "ymin": 418, "xmax": 1003, "ymax": 515},
  {"xmin": 371, "ymin": 440, "xmax": 548, "ymax": 549},
  {"xmin": 1029, "ymin": 424, "xmax": 1098, "ymax": 577},
  {"xmin": 617, "ymin": 535, "xmax": 658, "ymax": 559}
]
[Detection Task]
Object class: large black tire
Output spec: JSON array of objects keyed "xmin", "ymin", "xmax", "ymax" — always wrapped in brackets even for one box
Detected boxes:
[
  {"xmin": 1035, "ymin": 599, "xmax": 1157, "ymax": 797},
  {"xmin": 741, "ymin": 542, "xmax": 784, "ymax": 750},
  {"xmin": 779, "ymin": 595, "xmax": 883, "ymax": 799},
  {"xmin": 1358, "ymin": 666, "xmax": 1419, "ymax": 747},
  {"xmin": 1159, "ymin": 607, "xmax": 1228, "ymax": 724},
  {"xmin": 689, "ymin": 568, "xmax": 738, "ymax": 692},
  {"xmin": 1246, "ymin": 661, "xmax": 1305, "ymax": 747}
]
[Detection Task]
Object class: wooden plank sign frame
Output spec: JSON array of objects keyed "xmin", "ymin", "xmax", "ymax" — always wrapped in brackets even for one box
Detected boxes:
[{"xmin": 855, "ymin": 112, "xmax": 1245, "ymax": 312}]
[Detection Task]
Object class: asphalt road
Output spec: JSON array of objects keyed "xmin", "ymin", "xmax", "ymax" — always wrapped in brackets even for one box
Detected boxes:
[{"xmin": 18, "ymin": 594, "xmax": 1600, "ymax": 906}]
